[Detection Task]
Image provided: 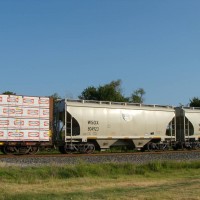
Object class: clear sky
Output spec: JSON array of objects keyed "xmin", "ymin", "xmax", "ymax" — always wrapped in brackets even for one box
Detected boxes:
[{"xmin": 0, "ymin": 0, "xmax": 199, "ymax": 106}]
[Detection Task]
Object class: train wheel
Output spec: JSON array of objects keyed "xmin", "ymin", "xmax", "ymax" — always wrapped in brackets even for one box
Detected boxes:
[
  {"xmin": 147, "ymin": 142, "xmax": 154, "ymax": 151},
  {"xmin": 172, "ymin": 145, "xmax": 178, "ymax": 150},
  {"xmin": 2, "ymin": 146, "xmax": 16, "ymax": 155},
  {"xmin": 18, "ymin": 147, "xmax": 32, "ymax": 154},
  {"xmin": 64, "ymin": 144, "xmax": 76, "ymax": 154},
  {"xmin": 58, "ymin": 146, "xmax": 66, "ymax": 154},
  {"xmin": 29, "ymin": 147, "xmax": 39, "ymax": 155},
  {"xmin": 192, "ymin": 142, "xmax": 199, "ymax": 150},
  {"xmin": 184, "ymin": 142, "xmax": 192, "ymax": 150},
  {"xmin": 84, "ymin": 143, "xmax": 95, "ymax": 154},
  {"xmin": 162, "ymin": 143, "xmax": 169, "ymax": 151},
  {"xmin": 172, "ymin": 142, "xmax": 182, "ymax": 150}
]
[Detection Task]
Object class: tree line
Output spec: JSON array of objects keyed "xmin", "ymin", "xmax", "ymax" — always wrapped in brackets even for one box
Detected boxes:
[
  {"xmin": 2, "ymin": 79, "xmax": 200, "ymax": 106},
  {"xmin": 78, "ymin": 79, "xmax": 145, "ymax": 103}
]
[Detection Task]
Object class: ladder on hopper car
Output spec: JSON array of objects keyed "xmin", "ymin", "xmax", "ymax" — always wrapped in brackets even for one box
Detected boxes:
[
  {"xmin": 65, "ymin": 106, "xmax": 74, "ymax": 148},
  {"xmin": 66, "ymin": 115, "xmax": 72, "ymax": 137}
]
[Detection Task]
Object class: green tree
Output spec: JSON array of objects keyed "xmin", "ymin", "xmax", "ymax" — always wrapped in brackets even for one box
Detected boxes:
[
  {"xmin": 189, "ymin": 97, "xmax": 200, "ymax": 107},
  {"xmin": 79, "ymin": 86, "xmax": 99, "ymax": 100},
  {"xmin": 79, "ymin": 80, "xmax": 146, "ymax": 103},
  {"xmin": 79, "ymin": 80, "xmax": 128, "ymax": 102},
  {"xmin": 2, "ymin": 91, "xmax": 16, "ymax": 95},
  {"xmin": 130, "ymin": 88, "xmax": 145, "ymax": 103}
]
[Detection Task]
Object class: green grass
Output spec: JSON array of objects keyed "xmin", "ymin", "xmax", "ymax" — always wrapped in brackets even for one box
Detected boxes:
[
  {"xmin": 0, "ymin": 161, "xmax": 200, "ymax": 199},
  {"xmin": 1, "ymin": 161, "xmax": 200, "ymax": 181}
]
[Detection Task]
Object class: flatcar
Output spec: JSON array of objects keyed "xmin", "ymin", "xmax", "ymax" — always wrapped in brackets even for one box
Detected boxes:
[{"xmin": 0, "ymin": 94, "xmax": 53, "ymax": 154}]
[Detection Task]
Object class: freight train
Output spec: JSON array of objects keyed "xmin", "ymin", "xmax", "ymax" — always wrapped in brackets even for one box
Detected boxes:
[{"xmin": 0, "ymin": 94, "xmax": 200, "ymax": 155}]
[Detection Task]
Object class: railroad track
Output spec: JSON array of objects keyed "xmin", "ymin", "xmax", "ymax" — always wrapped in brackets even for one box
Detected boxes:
[
  {"xmin": 0, "ymin": 149, "xmax": 199, "ymax": 159},
  {"xmin": 0, "ymin": 150, "xmax": 200, "ymax": 167}
]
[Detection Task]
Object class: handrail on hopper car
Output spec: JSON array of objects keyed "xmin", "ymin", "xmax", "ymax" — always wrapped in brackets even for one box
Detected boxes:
[
  {"xmin": 65, "ymin": 99, "xmax": 174, "ymax": 109},
  {"xmin": 180, "ymin": 106, "xmax": 200, "ymax": 110}
]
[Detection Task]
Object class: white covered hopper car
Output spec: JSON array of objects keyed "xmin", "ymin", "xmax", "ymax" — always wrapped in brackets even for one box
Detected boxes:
[{"xmin": 54, "ymin": 99, "xmax": 176, "ymax": 153}]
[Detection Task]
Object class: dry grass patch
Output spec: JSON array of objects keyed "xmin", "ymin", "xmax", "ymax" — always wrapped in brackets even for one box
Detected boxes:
[
  {"xmin": 0, "ymin": 161, "xmax": 200, "ymax": 199},
  {"xmin": 1, "ymin": 176, "xmax": 200, "ymax": 199}
]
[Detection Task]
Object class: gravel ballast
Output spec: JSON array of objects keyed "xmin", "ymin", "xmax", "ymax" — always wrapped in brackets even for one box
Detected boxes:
[{"xmin": 0, "ymin": 151, "xmax": 200, "ymax": 167}]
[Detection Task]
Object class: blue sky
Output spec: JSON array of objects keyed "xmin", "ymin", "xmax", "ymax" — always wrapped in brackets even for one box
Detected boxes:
[{"xmin": 0, "ymin": 0, "xmax": 199, "ymax": 106}]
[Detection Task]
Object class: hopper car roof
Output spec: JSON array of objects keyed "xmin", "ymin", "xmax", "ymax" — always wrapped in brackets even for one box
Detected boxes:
[{"xmin": 57, "ymin": 99, "xmax": 175, "ymax": 112}]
